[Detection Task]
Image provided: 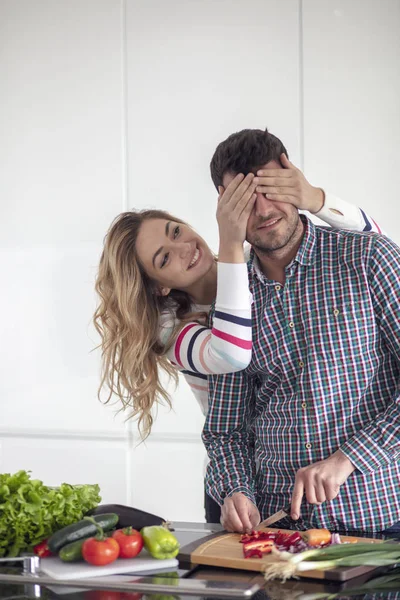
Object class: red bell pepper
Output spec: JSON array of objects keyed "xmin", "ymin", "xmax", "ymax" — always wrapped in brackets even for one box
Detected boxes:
[
  {"xmin": 33, "ymin": 539, "xmax": 52, "ymax": 557},
  {"xmin": 240, "ymin": 529, "xmax": 307, "ymax": 558},
  {"xmin": 242, "ymin": 538, "xmax": 274, "ymax": 558},
  {"xmin": 240, "ymin": 530, "xmax": 277, "ymax": 543},
  {"xmin": 283, "ymin": 532, "xmax": 303, "ymax": 548}
]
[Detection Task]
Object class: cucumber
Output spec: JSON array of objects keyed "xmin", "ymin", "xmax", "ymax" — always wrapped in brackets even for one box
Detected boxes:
[
  {"xmin": 59, "ymin": 531, "xmax": 114, "ymax": 562},
  {"xmin": 59, "ymin": 537, "xmax": 89, "ymax": 562},
  {"xmin": 48, "ymin": 513, "xmax": 118, "ymax": 553}
]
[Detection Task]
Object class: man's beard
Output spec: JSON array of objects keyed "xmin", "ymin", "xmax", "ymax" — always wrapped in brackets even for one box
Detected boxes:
[{"xmin": 248, "ymin": 211, "xmax": 300, "ymax": 254}]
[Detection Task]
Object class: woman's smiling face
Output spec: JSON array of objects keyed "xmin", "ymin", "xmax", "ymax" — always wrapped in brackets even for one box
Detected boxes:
[{"xmin": 135, "ymin": 218, "xmax": 215, "ymax": 293}]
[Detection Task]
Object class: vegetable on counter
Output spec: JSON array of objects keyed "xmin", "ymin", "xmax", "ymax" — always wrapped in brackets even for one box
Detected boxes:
[
  {"xmin": 239, "ymin": 528, "xmax": 348, "ymax": 559},
  {"xmin": 240, "ymin": 530, "xmax": 306, "ymax": 558},
  {"xmin": 33, "ymin": 539, "xmax": 52, "ymax": 557},
  {"xmin": 48, "ymin": 513, "xmax": 118, "ymax": 554},
  {"xmin": 59, "ymin": 537, "xmax": 92, "ymax": 563},
  {"xmin": 141, "ymin": 525, "xmax": 180, "ymax": 560},
  {"xmin": 264, "ymin": 541, "xmax": 399, "ymax": 581},
  {"xmin": 59, "ymin": 530, "xmax": 116, "ymax": 563},
  {"xmin": 87, "ymin": 504, "xmax": 166, "ymax": 530},
  {"xmin": 302, "ymin": 528, "xmax": 332, "ymax": 547},
  {"xmin": 242, "ymin": 538, "xmax": 274, "ymax": 558},
  {"xmin": 0, "ymin": 470, "xmax": 101, "ymax": 557},
  {"xmin": 82, "ymin": 536, "xmax": 120, "ymax": 566},
  {"xmin": 112, "ymin": 527, "xmax": 143, "ymax": 558},
  {"xmin": 81, "ymin": 517, "xmax": 120, "ymax": 566}
]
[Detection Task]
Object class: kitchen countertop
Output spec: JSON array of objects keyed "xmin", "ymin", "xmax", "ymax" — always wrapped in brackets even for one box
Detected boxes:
[
  {"xmin": 175, "ymin": 522, "xmax": 400, "ymax": 598},
  {"xmin": 0, "ymin": 522, "xmax": 399, "ymax": 599}
]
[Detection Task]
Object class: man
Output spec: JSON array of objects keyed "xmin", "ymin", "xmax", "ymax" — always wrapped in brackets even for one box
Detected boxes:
[{"xmin": 203, "ymin": 128, "xmax": 400, "ymax": 535}]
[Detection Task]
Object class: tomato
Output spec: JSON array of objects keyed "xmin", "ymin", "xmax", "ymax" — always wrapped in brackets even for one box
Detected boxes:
[
  {"xmin": 112, "ymin": 527, "xmax": 144, "ymax": 559},
  {"xmin": 82, "ymin": 536, "xmax": 120, "ymax": 566}
]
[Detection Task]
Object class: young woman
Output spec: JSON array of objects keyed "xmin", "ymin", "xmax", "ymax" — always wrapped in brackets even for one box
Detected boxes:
[{"xmin": 94, "ymin": 172, "xmax": 382, "ymax": 522}]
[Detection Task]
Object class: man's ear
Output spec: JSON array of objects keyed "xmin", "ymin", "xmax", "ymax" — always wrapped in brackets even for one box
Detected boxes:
[{"xmin": 157, "ymin": 287, "xmax": 171, "ymax": 297}]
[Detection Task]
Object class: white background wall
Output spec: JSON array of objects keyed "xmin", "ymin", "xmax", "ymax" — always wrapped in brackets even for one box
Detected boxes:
[{"xmin": 1, "ymin": 0, "xmax": 399, "ymax": 523}]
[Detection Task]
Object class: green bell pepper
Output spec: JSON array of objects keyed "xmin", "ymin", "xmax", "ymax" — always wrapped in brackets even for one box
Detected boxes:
[{"xmin": 141, "ymin": 525, "xmax": 180, "ymax": 560}]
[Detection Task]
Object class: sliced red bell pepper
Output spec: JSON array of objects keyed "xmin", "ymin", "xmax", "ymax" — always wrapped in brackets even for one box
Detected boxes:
[
  {"xmin": 242, "ymin": 539, "xmax": 274, "ymax": 558},
  {"xmin": 240, "ymin": 528, "xmax": 307, "ymax": 557},
  {"xmin": 240, "ymin": 530, "xmax": 278, "ymax": 543},
  {"xmin": 283, "ymin": 532, "xmax": 302, "ymax": 547},
  {"xmin": 243, "ymin": 547, "xmax": 264, "ymax": 558}
]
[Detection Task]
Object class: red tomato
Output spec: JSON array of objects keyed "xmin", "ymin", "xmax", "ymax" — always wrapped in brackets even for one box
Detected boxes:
[
  {"xmin": 112, "ymin": 528, "xmax": 144, "ymax": 559},
  {"xmin": 82, "ymin": 537, "xmax": 120, "ymax": 566}
]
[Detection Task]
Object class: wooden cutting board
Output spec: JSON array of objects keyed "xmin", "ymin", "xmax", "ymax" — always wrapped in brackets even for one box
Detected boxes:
[{"xmin": 188, "ymin": 528, "xmax": 383, "ymax": 582}]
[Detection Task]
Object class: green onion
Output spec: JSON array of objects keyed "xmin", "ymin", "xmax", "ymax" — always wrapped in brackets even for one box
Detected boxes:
[
  {"xmin": 264, "ymin": 542, "xmax": 400, "ymax": 581},
  {"xmin": 295, "ymin": 541, "xmax": 390, "ymax": 560}
]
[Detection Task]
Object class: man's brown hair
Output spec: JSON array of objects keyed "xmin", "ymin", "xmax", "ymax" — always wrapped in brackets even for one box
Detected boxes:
[{"xmin": 210, "ymin": 127, "xmax": 288, "ymax": 190}]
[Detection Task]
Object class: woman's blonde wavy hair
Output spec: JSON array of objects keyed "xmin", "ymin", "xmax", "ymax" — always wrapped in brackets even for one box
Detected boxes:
[{"xmin": 94, "ymin": 209, "xmax": 206, "ymax": 439}]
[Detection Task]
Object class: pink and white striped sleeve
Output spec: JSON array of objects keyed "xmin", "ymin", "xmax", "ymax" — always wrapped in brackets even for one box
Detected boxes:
[{"xmin": 161, "ymin": 262, "xmax": 252, "ymax": 375}]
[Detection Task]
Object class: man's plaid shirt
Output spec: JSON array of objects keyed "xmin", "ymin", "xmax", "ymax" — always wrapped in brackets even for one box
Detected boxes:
[{"xmin": 203, "ymin": 217, "xmax": 400, "ymax": 533}]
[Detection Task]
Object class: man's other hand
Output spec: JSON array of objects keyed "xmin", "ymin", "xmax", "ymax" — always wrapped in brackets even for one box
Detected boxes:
[
  {"xmin": 255, "ymin": 153, "xmax": 324, "ymax": 214},
  {"xmin": 291, "ymin": 450, "xmax": 356, "ymax": 520},
  {"xmin": 221, "ymin": 492, "xmax": 260, "ymax": 533}
]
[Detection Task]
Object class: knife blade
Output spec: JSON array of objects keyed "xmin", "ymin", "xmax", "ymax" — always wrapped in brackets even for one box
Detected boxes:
[{"xmin": 258, "ymin": 504, "xmax": 292, "ymax": 529}]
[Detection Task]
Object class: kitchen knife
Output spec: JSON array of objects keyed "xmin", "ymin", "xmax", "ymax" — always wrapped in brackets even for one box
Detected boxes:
[{"xmin": 258, "ymin": 504, "xmax": 292, "ymax": 529}]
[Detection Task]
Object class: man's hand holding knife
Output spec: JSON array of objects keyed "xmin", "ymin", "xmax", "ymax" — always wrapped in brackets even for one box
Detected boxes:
[{"xmin": 220, "ymin": 450, "xmax": 356, "ymax": 533}]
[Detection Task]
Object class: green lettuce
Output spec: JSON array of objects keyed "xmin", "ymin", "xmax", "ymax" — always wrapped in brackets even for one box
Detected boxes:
[{"xmin": 0, "ymin": 470, "xmax": 101, "ymax": 557}]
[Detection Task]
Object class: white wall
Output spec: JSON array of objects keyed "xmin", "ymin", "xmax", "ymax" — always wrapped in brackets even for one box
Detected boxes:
[
  {"xmin": 1, "ymin": 0, "xmax": 399, "ymax": 523},
  {"xmin": 303, "ymin": 0, "xmax": 400, "ymax": 234}
]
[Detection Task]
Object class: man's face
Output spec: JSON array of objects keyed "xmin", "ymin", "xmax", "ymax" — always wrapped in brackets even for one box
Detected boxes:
[{"xmin": 222, "ymin": 160, "xmax": 300, "ymax": 253}]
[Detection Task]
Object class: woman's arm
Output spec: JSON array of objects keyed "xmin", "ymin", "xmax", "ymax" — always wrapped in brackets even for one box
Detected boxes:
[
  {"xmin": 160, "ymin": 174, "xmax": 257, "ymax": 376},
  {"xmin": 160, "ymin": 261, "xmax": 252, "ymax": 375},
  {"xmin": 254, "ymin": 154, "xmax": 383, "ymax": 234},
  {"xmin": 315, "ymin": 193, "xmax": 383, "ymax": 233}
]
